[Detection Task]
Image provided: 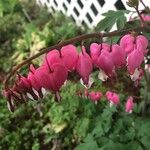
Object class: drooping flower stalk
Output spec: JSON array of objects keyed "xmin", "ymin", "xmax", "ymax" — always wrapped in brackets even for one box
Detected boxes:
[{"xmin": 2, "ymin": 25, "xmax": 150, "ymax": 112}]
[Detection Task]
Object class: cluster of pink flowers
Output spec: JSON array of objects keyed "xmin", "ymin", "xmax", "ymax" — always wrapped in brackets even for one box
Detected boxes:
[
  {"xmin": 91, "ymin": 34, "xmax": 148, "ymax": 81},
  {"xmin": 3, "ymin": 33, "xmax": 148, "ymax": 112},
  {"xmin": 78, "ymin": 89, "xmax": 134, "ymax": 113}
]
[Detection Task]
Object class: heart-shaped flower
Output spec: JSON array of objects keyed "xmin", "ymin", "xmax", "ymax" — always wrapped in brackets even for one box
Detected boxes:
[
  {"xmin": 120, "ymin": 34, "xmax": 148, "ymax": 55},
  {"xmin": 111, "ymin": 44, "xmax": 126, "ymax": 68},
  {"xmin": 76, "ymin": 46, "xmax": 93, "ymax": 86},
  {"xmin": 35, "ymin": 63, "xmax": 68, "ymax": 93},
  {"xmin": 89, "ymin": 91, "xmax": 103, "ymax": 104},
  {"xmin": 127, "ymin": 43, "xmax": 144, "ymax": 74},
  {"xmin": 43, "ymin": 45, "xmax": 78, "ymax": 72},
  {"xmin": 15, "ymin": 75, "xmax": 39, "ymax": 101},
  {"xmin": 105, "ymin": 91, "xmax": 119, "ymax": 106},
  {"xmin": 120, "ymin": 34, "xmax": 135, "ymax": 54},
  {"xmin": 97, "ymin": 50, "xmax": 115, "ymax": 77},
  {"xmin": 90, "ymin": 43, "xmax": 110, "ymax": 66},
  {"xmin": 136, "ymin": 35, "xmax": 148, "ymax": 54},
  {"xmin": 27, "ymin": 64, "xmax": 46, "ymax": 98},
  {"xmin": 42, "ymin": 49, "xmax": 63, "ymax": 66},
  {"xmin": 60, "ymin": 44, "xmax": 78, "ymax": 71},
  {"xmin": 90, "ymin": 43, "xmax": 100, "ymax": 65}
]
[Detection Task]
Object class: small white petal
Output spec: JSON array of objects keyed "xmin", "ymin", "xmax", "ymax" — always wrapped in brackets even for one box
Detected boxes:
[
  {"xmin": 62, "ymin": 80, "xmax": 67, "ymax": 87},
  {"xmin": 11, "ymin": 99, "xmax": 15, "ymax": 107},
  {"xmin": 145, "ymin": 64, "xmax": 150, "ymax": 74},
  {"xmin": 109, "ymin": 102, "xmax": 113, "ymax": 107},
  {"xmin": 80, "ymin": 75, "xmax": 94, "ymax": 89},
  {"xmin": 129, "ymin": 110, "xmax": 132, "ymax": 114},
  {"xmin": 7, "ymin": 101, "xmax": 11, "ymax": 112},
  {"xmin": 27, "ymin": 93, "xmax": 34, "ymax": 100},
  {"xmin": 130, "ymin": 68, "xmax": 140, "ymax": 81},
  {"xmin": 41, "ymin": 88, "xmax": 46, "ymax": 95},
  {"xmin": 7, "ymin": 100, "xmax": 15, "ymax": 112},
  {"xmin": 32, "ymin": 88, "xmax": 39, "ymax": 98},
  {"xmin": 98, "ymin": 70, "xmax": 108, "ymax": 81},
  {"xmin": 95, "ymin": 101, "xmax": 98, "ymax": 105}
]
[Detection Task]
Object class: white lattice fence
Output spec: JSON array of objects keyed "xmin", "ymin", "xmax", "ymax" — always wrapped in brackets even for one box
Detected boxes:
[{"xmin": 37, "ymin": 0, "xmax": 150, "ymax": 28}]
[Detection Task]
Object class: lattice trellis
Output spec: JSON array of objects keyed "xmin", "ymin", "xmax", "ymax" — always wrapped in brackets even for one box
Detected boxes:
[{"xmin": 37, "ymin": 0, "xmax": 150, "ymax": 28}]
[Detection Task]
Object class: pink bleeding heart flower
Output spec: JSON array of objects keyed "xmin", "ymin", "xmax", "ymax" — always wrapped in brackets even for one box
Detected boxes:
[
  {"xmin": 90, "ymin": 43, "xmax": 110, "ymax": 66},
  {"xmin": 101, "ymin": 43, "xmax": 111, "ymax": 52},
  {"xmin": 120, "ymin": 34, "xmax": 135, "ymax": 54},
  {"xmin": 27, "ymin": 64, "xmax": 46, "ymax": 98},
  {"xmin": 90, "ymin": 43, "xmax": 100, "ymax": 65},
  {"xmin": 89, "ymin": 91, "xmax": 103, "ymax": 104},
  {"xmin": 76, "ymin": 46, "xmax": 93, "ymax": 86},
  {"xmin": 43, "ymin": 45, "xmax": 78, "ymax": 72},
  {"xmin": 15, "ymin": 75, "xmax": 39, "ymax": 101},
  {"xmin": 125, "ymin": 96, "xmax": 134, "ymax": 113},
  {"xmin": 97, "ymin": 50, "xmax": 115, "ymax": 77},
  {"xmin": 136, "ymin": 35, "xmax": 148, "ymax": 54},
  {"xmin": 42, "ymin": 49, "xmax": 63, "ymax": 66},
  {"xmin": 60, "ymin": 44, "xmax": 78, "ymax": 71},
  {"xmin": 105, "ymin": 91, "xmax": 119, "ymax": 106},
  {"xmin": 111, "ymin": 44, "xmax": 126, "ymax": 68},
  {"xmin": 127, "ymin": 43, "xmax": 144, "ymax": 75},
  {"xmin": 34, "ymin": 63, "xmax": 68, "ymax": 102},
  {"xmin": 120, "ymin": 34, "xmax": 148, "ymax": 55}
]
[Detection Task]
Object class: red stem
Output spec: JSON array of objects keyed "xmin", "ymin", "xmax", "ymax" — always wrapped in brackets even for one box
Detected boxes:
[{"xmin": 134, "ymin": 6, "xmax": 145, "ymax": 25}]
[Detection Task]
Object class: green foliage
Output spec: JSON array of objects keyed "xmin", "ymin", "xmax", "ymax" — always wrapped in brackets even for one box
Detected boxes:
[{"xmin": 95, "ymin": 10, "xmax": 130, "ymax": 32}]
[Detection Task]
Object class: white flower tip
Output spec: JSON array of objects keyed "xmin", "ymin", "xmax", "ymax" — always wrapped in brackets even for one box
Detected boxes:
[
  {"xmin": 41, "ymin": 88, "xmax": 46, "ymax": 95},
  {"xmin": 80, "ymin": 76, "xmax": 94, "ymax": 89},
  {"xmin": 32, "ymin": 88, "xmax": 39, "ymax": 98},
  {"xmin": 98, "ymin": 70, "xmax": 108, "ymax": 81},
  {"xmin": 27, "ymin": 93, "xmax": 34, "ymax": 100},
  {"xmin": 62, "ymin": 80, "xmax": 67, "ymax": 87},
  {"xmin": 109, "ymin": 102, "xmax": 113, "ymax": 107},
  {"xmin": 95, "ymin": 101, "xmax": 98, "ymax": 105},
  {"xmin": 130, "ymin": 68, "xmax": 140, "ymax": 81}
]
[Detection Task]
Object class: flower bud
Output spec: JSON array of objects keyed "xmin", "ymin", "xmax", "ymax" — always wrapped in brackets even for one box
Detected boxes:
[{"xmin": 126, "ymin": 0, "xmax": 139, "ymax": 7}]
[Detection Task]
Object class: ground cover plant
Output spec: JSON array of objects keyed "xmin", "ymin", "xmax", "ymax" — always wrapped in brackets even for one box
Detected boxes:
[{"xmin": 0, "ymin": 0, "xmax": 150, "ymax": 149}]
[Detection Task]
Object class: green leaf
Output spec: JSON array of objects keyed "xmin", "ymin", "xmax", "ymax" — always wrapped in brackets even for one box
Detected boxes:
[
  {"xmin": 127, "ymin": 141, "xmax": 143, "ymax": 150},
  {"xmin": 96, "ymin": 10, "xmax": 130, "ymax": 31},
  {"xmin": 76, "ymin": 141, "xmax": 99, "ymax": 150},
  {"xmin": 103, "ymin": 140, "xmax": 126, "ymax": 150},
  {"xmin": 74, "ymin": 118, "xmax": 90, "ymax": 138},
  {"xmin": 117, "ymin": 16, "xmax": 127, "ymax": 29},
  {"xmin": 76, "ymin": 134, "xmax": 99, "ymax": 150},
  {"xmin": 23, "ymin": 23, "xmax": 37, "ymax": 47},
  {"xmin": 141, "ymin": 137, "xmax": 150, "ymax": 150},
  {"xmin": 92, "ymin": 122, "xmax": 104, "ymax": 137},
  {"xmin": 107, "ymin": 36, "xmax": 120, "ymax": 44},
  {"xmin": 96, "ymin": 16, "xmax": 117, "ymax": 32}
]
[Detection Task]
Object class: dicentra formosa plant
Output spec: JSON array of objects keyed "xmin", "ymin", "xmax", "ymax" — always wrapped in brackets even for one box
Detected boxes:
[{"xmin": 2, "ymin": 0, "xmax": 150, "ymax": 113}]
